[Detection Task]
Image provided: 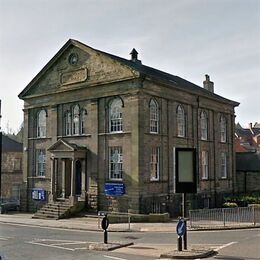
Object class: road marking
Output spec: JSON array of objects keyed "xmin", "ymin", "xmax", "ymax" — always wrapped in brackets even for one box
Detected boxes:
[
  {"xmin": 0, "ymin": 222, "xmax": 97, "ymax": 233},
  {"xmin": 27, "ymin": 241, "xmax": 75, "ymax": 251},
  {"xmin": 215, "ymin": 241, "xmax": 237, "ymax": 251},
  {"xmin": 103, "ymin": 256, "xmax": 127, "ymax": 260},
  {"xmin": 51, "ymin": 241, "xmax": 87, "ymax": 246},
  {"xmin": 0, "ymin": 237, "xmax": 8, "ymax": 241}
]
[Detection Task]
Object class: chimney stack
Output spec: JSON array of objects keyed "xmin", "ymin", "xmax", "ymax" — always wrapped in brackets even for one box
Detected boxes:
[
  {"xmin": 203, "ymin": 74, "xmax": 214, "ymax": 92},
  {"xmin": 130, "ymin": 48, "xmax": 141, "ymax": 63}
]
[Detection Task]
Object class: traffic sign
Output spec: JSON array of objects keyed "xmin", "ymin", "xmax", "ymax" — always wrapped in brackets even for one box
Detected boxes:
[{"xmin": 176, "ymin": 218, "xmax": 186, "ymax": 237}]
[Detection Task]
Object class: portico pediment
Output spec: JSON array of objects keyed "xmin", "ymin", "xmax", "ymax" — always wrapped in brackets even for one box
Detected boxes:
[
  {"xmin": 48, "ymin": 139, "xmax": 76, "ymax": 152},
  {"xmin": 48, "ymin": 139, "xmax": 87, "ymax": 159}
]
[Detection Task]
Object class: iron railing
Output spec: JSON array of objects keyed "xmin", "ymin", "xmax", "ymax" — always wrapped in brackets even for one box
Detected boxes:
[{"xmin": 189, "ymin": 205, "xmax": 260, "ymax": 228}]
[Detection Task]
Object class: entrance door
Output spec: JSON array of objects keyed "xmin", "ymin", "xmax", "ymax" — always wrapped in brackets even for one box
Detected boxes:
[
  {"xmin": 65, "ymin": 160, "xmax": 71, "ymax": 197},
  {"xmin": 75, "ymin": 160, "xmax": 82, "ymax": 195}
]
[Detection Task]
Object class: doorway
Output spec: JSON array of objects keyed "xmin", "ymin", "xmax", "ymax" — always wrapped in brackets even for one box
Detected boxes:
[{"xmin": 75, "ymin": 160, "xmax": 82, "ymax": 195}]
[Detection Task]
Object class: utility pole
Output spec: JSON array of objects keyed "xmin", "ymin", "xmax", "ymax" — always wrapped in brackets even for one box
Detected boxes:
[{"xmin": 0, "ymin": 100, "xmax": 2, "ymax": 198}]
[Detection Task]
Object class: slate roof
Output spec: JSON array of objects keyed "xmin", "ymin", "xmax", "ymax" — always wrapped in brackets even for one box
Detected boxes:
[
  {"xmin": 236, "ymin": 152, "xmax": 260, "ymax": 172},
  {"xmin": 1, "ymin": 135, "xmax": 23, "ymax": 152},
  {"xmin": 19, "ymin": 39, "xmax": 239, "ymax": 107}
]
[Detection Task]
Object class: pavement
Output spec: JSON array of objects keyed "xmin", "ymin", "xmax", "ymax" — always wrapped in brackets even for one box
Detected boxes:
[{"xmin": 0, "ymin": 212, "xmax": 258, "ymax": 259}]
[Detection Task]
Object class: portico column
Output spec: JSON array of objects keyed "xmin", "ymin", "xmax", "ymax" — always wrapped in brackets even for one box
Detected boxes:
[
  {"xmin": 50, "ymin": 158, "xmax": 55, "ymax": 201},
  {"xmin": 70, "ymin": 159, "xmax": 75, "ymax": 204},
  {"xmin": 54, "ymin": 158, "xmax": 58, "ymax": 197},
  {"xmin": 81, "ymin": 159, "xmax": 86, "ymax": 199},
  {"xmin": 61, "ymin": 159, "xmax": 66, "ymax": 198}
]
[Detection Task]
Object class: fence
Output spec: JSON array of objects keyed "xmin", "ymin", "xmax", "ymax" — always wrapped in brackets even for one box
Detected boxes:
[
  {"xmin": 97, "ymin": 211, "xmax": 132, "ymax": 230},
  {"xmin": 189, "ymin": 206, "xmax": 260, "ymax": 228}
]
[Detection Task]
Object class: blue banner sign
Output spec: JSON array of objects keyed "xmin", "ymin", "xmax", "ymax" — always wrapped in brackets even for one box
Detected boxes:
[
  {"xmin": 32, "ymin": 188, "xmax": 46, "ymax": 201},
  {"xmin": 105, "ymin": 183, "xmax": 125, "ymax": 196}
]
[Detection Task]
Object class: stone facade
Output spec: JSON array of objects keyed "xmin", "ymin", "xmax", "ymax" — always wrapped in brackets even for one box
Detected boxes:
[
  {"xmin": 1, "ymin": 135, "xmax": 23, "ymax": 199},
  {"xmin": 19, "ymin": 39, "xmax": 239, "ymax": 214}
]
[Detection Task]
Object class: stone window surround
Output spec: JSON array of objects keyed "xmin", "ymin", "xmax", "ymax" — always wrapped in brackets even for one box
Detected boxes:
[
  {"xmin": 200, "ymin": 110, "xmax": 208, "ymax": 141},
  {"xmin": 150, "ymin": 147, "xmax": 160, "ymax": 181},
  {"xmin": 36, "ymin": 109, "xmax": 47, "ymax": 138},
  {"xmin": 109, "ymin": 146, "xmax": 123, "ymax": 180},
  {"xmin": 109, "ymin": 98, "xmax": 123, "ymax": 133},
  {"xmin": 64, "ymin": 104, "xmax": 87, "ymax": 136},
  {"xmin": 177, "ymin": 104, "xmax": 186, "ymax": 137},
  {"xmin": 149, "ymin": 98, "xmax": 159, "ymax": 134}
]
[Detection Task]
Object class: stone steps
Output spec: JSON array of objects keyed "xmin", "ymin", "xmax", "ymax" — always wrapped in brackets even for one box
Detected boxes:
[{"xmin": 33, "ymin": 200, "xmax": 72, "ymax": 220}]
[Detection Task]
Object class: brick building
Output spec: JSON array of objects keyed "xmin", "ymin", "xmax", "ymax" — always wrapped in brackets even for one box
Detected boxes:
[
  {"xmin": 1, "ymin": 135, "xmax": 23, "ymax": 199},
  {"xmin": 235, "ymin": 122, "xmax": 260, "ymax": 152},
  {"xmin": 18, "ymin": 39, "xmax": 239, "ymax": 215}
]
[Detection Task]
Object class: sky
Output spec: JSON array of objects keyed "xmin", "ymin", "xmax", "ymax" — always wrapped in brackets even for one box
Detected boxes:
[{"xmin": 0, "ymin": 0, "xmax": 259, "ymax": 133}]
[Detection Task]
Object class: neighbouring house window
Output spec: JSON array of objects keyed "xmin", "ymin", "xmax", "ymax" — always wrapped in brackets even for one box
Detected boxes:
[
  {"xmin": 109, "ymin": 146, "xmax": 123, "ymax": 180},
  {"xmin": 150, "ymin": 99, "xmax": 159, "ymax": 133},
  {"xmin": 80, "ymin": 109, "xmax": 87, "ymax": 134},
  {"xmin": 200, "ymin": 111, "xmax": 208, "ymax": 140},
  {"xmin": 220, "ymin": 115, "xmax": 227, "ymax": 143},
  {"xmin": 72, "ymin": 105, "xmax": 80, "ymax": 135},
  {"xmin": 150, "ymin": 147, "xmax": 160, "ymax": 181},
  {"xmin": 37, "ymin": 109, "xmax": 47, "ymax": 137},
  {"xmin": 110, "ymin": 98, "xmax": 123, "ymax": 133},
  {"xmin": 177, "ymin": 105, "xmax": 186, "ymax": 137},
  {"xmin": 36, "ymin": 150, "xmax": 46, "ymax": 177},
  {"xmin": 13, "ymin": 158, "xmax": 21, "ymax": 171},
  {"xmin": 201, "ymin": 151, "xmax": 209, "ymax": 180},
  {"xmin": 220, "ymin": 152, "xmax": 227, "ymax": 179}
]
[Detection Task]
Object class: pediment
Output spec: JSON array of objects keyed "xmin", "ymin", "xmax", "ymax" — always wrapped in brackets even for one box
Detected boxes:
[
  {"xmin": 48, "ymin": 139, "xmax": 76, "ymax": 152},
  {"xmin": 19, "ymin": 39, "xmax": 139, "ymax": 99}
]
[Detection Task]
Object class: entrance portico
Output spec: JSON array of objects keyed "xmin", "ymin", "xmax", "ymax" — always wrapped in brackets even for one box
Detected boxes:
[{"xmin": 48, "ymin": 139, "xmax": 87, "ymax": 205}]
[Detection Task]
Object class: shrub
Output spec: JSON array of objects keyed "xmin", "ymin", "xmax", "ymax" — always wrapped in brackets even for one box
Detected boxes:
[{"xmin": 223, "ymin": 202, "xmax": 238, "ymax": 208}]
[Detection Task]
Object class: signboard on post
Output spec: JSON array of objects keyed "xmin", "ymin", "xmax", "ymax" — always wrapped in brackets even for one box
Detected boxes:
[
  {"xmin": 175, "ymin": 148, "xmax": 197, "ymax": 193},
  {"xmin": 176, "ymin": 218, "xmax": 186, "ymax": 237},
  {"xmin": 104, "ymin": 183, "xmax": 125, "ymax": 197}
]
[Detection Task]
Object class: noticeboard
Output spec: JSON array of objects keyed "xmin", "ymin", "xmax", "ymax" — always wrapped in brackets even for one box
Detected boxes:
[
  {"xmin": 175, "ymin": 148, "xmax": 197, "ymax": 193},
  {"xmin": 104, "ymin": 183, "xmax": 125, "ymax": 197},
  {"xmin": 32, "ymin": 188, "xmax": 46, "ymax": 201}
]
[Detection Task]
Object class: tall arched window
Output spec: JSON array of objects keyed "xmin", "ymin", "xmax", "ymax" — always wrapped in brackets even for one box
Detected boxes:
[
  {"xmin": 37, "ymin": 109, "xmax": 47, "ymax": 137},
  {"xmin": 72, "ymin": 105, "xmax": 80, "ymax": 135},
  {"xmin": 200, "ymin": 111, "xmax": 208, "ymax": 140},
  {"xmin": 150, "ymin": 99, "xmax": 159, "ymax": 133},
  {"xmin": 177, "ymin": 105, "xmax": 185, "ymax": 137},
  {"xmin": 80, "ymin": 109, "xmax": 87, "ymax": 135},
  {"xmin": 220, "ymin": 115, "xmax": 227, "ymax": 143},
  {"xmin": 110, "ymin": 98, "xmax": 123, "ymax": 132},
  {"xmin": 65, "ymin": 111, "xmax": 71, "ymax": 136}
]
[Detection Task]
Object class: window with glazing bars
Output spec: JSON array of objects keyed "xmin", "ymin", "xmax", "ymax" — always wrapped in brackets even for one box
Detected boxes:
[
  {"xmin": 36, "ymin": 149, "xmax": 46, "ymax": 177},
  {"xmin": 150, "ymin": 147, "xmax": 160, "ymax": 181},
  {"xmin": 150, "ymin": 99, "xmax": 159, "ymax": 133},
  {"xmin": 110, "ymin": 99, "xmax": 123, "ymax": 132},
  {"xmin": 109, "ymin": 146, "xmax": 123, "ymax": 180}
]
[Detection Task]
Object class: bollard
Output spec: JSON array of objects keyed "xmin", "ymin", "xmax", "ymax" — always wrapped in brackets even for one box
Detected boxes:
[
  {"xmin": 101, "ymin": 214, "xmax": 109, "ymax": 244},
  {"xmin": 177, "ymin": 236, "xmax": 182, "ymax": 251},
  {"xmin": 104, "ymin": 229, "xmax": 108, "ymax": 244}
]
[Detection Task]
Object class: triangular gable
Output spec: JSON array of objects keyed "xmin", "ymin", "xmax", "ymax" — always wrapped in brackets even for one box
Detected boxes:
[
  {"xmin": 19, "ymin": 39, "xmax": 139, "ymax": 99},
  {"xmin": 48, "ymin": 139, "xmax": 76, "ymax": 152}
]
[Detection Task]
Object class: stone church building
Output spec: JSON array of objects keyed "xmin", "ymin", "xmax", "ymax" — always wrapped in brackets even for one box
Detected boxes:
[{"xmin": 19, "ymin": 39, "xmax": 239, "ymax": 215}]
